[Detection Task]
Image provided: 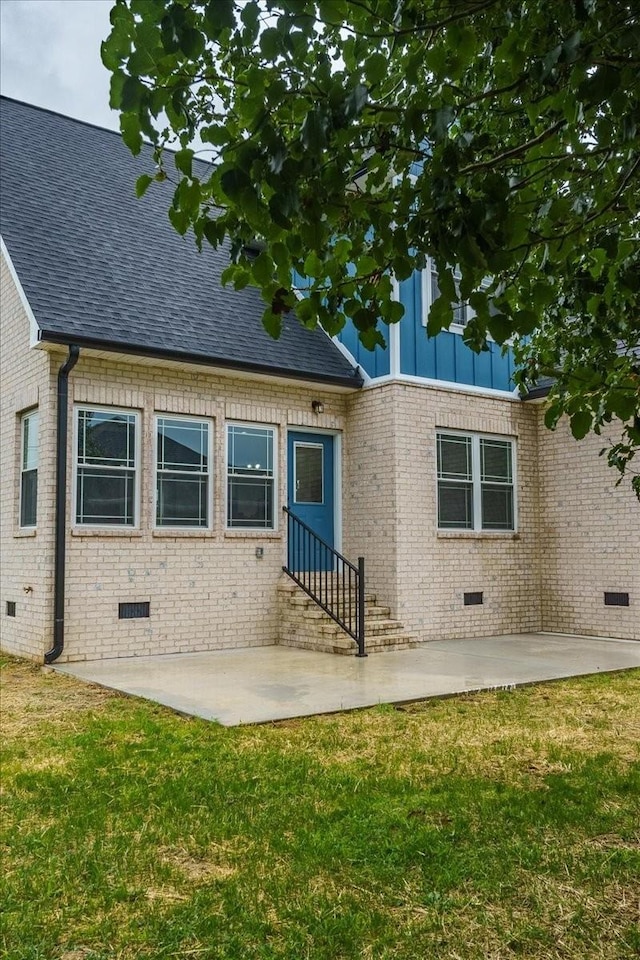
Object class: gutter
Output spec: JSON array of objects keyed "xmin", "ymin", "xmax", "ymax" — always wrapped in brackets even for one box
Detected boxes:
[
  {"xmin": 45, "ymin": 345, "xmax": 80, "ymax": 664},
  {"xmin": 37, "ymin": 330, "xmax": 364, "ymax": 391}
]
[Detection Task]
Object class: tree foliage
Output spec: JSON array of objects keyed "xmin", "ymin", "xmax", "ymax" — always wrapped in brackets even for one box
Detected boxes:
[{"xmin": 103, "ymin": 0, "xmax": 640, "ymax": 493}]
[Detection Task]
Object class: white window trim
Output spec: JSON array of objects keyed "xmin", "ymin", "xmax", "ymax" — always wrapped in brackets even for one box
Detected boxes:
[
  {"xmin": 225, "ymin": 422, "xmax": 278, "ymax": 532},
  {"xmin": 73, "ymin": 405, "xmax": 141, "ymax": 530},
  {"xmin": 19, "ymin": 408, "xmax": 39, "ymax": 529},
  {"xmin": 436, "ymin": 429, "xmax": 518, "ymax": 533},
  {"xmin": 422, "ymin": 258, "xmax": 491, "ymax": 335},
  {"xmin": 153, "ymin": 414, "xmax": 214, "ymax": 531}
]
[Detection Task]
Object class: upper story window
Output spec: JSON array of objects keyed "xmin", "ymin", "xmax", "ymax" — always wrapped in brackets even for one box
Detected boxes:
[
  {"xmin": 20, "ymin": 409, "xmax": 39, "ymax": 527},
  {"xmin": 437, "ymin": 431, "xmax": 515, "ymax": 531},
  {"xmin": 75, "ymin": 408, "xmax": 138, "ymax": 526},
  {"xmin": 155, "ymin": 416, "xmax": 211, "ymax": 528},
  {"xmin": 422, "ymin": 259, "xmax": 489, "ymax": 331},
  {"xmin": 227, "ymin": 424, "xmax": 276, "ymax": 529}
]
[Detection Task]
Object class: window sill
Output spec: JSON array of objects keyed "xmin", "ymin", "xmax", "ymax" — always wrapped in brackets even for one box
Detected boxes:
[
  {"xmin": 437, "ymin": 530, "xmax": 520, "ymax": 540},
  {"xmin": 71, "ymin": 528, "xmax": 144, "ymax": 538},
  {"xmin": 14, "ymin": 528, "xmax": 37, "ymax": 538},
  {"xmin": 152, "ymin": 529, "xmax": 214, "ymax": 539},
  {"xmin": 224, "ymin": 529, "xmax": 282, "ymax": 540}
]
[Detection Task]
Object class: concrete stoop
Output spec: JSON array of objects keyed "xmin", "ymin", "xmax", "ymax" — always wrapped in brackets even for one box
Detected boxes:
[{"xmin": 277, "ymin": 575, "xmax": 418, "ymax": 655}]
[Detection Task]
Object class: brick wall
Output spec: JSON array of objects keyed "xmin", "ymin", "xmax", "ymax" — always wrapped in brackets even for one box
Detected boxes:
[
  {"xmin": 59, "ymin": 353, "xmax": 348, "ymax": 661},
  {"xmin": 3, "ymin": 245, "xmax": 637, "ymax": 664},
  {"xmin": 344, "ymin": 382, "xmax": 542, "ymax": 640},
  {"xmin": 343, "ymin": 384, "xmax": 400, "ymax": 611},
  {"xmin": 537, "ymin": 413, "xmax": 639, "ymax": 640},
  {"xmin": 0, "ymin": 254, "xmax": 55, "ymax": 660}
]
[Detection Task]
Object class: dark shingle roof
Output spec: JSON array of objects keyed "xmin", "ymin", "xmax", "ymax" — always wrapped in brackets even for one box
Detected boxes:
[{"xmin": 0, "ymin": 97, "xmax": 361, "ymax": 388}]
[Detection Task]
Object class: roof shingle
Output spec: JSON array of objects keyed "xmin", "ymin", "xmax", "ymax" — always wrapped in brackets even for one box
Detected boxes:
[{"xmin": 0, "ymin": 97, "xmax": 362, "ymax": 388}]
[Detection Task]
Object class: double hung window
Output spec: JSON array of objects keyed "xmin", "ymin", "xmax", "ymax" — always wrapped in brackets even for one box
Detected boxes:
[
  {"xmin": 20, "ymin": 410, "xmax": 39, "ymax": 527},
  {"xmin": 156, "ymin": 416, "xmax": 211, "ymax": 527},
  {"xmin": 227, "ymin": 424, "xmax": 275, "ymax": 529},
  {"xmin": 422, "ymin": 259, "xmax": 490, "ymax": 330},
  {"xmin": 437, "ymin": 431, "xmax": 515, "ymax": 531},
  {"xmin": 75, "ymin": 408, "xmax": 138, "ymax": 526}
]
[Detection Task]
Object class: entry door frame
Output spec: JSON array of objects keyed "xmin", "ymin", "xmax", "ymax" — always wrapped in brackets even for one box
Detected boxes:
[{"xmin": 286, "ymin": 426, "xmax": 343, "ymax": 554}]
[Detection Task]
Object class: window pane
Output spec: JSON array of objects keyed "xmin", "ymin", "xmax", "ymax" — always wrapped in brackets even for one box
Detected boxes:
[
  {"xmin": 481, "ymin": 439, "xmax": 512, "ymax": 483},
  {"xmin": 157, "ymin": 475, "xmax": 208, "ymax": 527},
  {"xmin": 481, "ymin": 484, "xmax": 514, "ymax": 530},
  {"xmin": 430, "ymin": 266, "xmax": 468, "ymax": 324},
  {"xmin": 228, "ymin": 426, "xmax": 273, "ymax": 476},
  {"xmin": 76, "ymin": 469, "xmax": 135, "ymax": 525},
  {"xmin": 452, "ymin": 300, "xmax": 468, "ymax": 326},
  {"xmin": 157, "ymin": 418, "xmax": 208, "ymax": 472},
  {"xmin": 22, "ymin": 412, "xmax": 39, "ymax": 471},
  {"xmin": 20, "ymin": 469, "xmax": 37, "ymax": 526},
  {"xmin": 227, "ymin": 477, "xmax": 274, "ymax": 528},
  {"xmin": 438, "ymin": 481, "xmax": 473, "ymax": 528},
  {"xmin": 437, "ymin": 434, "xmax": 472, "ymax": 480},
  {"xmin": 78, "ymin": 410, "xmax": 135, "ymax": 467},
  {"xmin": 295, "ymin": 444, "xmax": 323, "ymax": 503},
  {"xmin": 430, "ymin": 265, "xmax": 440, "ymax": 305}
]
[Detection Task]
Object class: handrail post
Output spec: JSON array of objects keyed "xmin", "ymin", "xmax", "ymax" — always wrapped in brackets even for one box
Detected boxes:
[{"xmin": 356, "ymin": 556, "xmax": 367, "ymax": 657}]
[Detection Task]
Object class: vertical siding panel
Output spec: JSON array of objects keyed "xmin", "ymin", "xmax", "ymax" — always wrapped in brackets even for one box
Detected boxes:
[
  {"xmin": 473, "ymin": 345, "xmax": 493, "ymax": 388},
  {"xmin": 490, "ymin": 343, "xmax": 513, "ymax": 391},
  {"xmin": 454, "ymin": 335, "xmax": 474, "ymax": 385},
  {"xmin": 435, "ymin": 333, "xmax": 456, "ymax": 381}
]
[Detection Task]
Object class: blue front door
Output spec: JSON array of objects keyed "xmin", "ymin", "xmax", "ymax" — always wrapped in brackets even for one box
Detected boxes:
[{"xmin": 287, "ymin": 431, "xmax": 335, "ymax": 571}]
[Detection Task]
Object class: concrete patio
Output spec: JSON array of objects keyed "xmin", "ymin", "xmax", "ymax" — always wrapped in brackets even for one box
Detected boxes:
[{"xmin": 53, "ymin": 631, "xmax": 640, "ymax": 726}]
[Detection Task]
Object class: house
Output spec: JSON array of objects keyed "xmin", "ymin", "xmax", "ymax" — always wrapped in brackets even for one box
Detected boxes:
[{"xmin": 1, "ymin": 96, "xmax": 638, "ymax": 664}]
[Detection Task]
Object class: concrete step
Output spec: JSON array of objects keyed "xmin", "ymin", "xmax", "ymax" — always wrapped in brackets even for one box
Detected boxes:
[
  {"xmin": 318, "ymin": 618, "xmax": 405, "ymax": 639},
  {"xmin": 278, "ymin": 576, "xmax": 415, "ymax": 655}
]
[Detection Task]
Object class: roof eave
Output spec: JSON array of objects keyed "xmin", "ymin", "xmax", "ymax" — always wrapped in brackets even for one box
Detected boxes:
[
  {"xmin": 522, "ymin": 385, "xmax": 552, "ymax": 401},
  {"xmin": 37, "ymin": 330, "xmax": 364, "ymax": 390}
]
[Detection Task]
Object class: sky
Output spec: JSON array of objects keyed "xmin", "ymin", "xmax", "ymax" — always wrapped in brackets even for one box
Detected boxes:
[{"xmin": 0, "ymin": 0, "xmax": 116, "ymax": 129}]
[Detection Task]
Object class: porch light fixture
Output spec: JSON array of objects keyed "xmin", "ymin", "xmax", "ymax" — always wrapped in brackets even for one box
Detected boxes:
[{"xmin": 312, "ymin": 400, "xmax": 324, "ymax": 415}]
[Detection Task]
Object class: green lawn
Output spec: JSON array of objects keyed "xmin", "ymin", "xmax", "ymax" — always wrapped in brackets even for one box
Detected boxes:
[{"xmin": 2, "ymin": 656, "xmax": 639, "ymax": 960}]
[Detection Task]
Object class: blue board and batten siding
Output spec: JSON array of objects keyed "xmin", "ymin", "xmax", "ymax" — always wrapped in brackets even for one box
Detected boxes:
[
  {"xmin": 397, "ymin": 275, "xmax": 515, "ymax": 390},
  {"xmin": 336, "ymin": 270, "xmax": 515, "ymax": 392},
  {"xmin": 336, "ymin": 318, "xmax": 390, "ymax": 379}
]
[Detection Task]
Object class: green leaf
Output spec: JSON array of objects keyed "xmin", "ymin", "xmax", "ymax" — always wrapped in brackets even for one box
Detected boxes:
[
  {"xmin": 303, "ymin": 251, "xmax": 323, "ymax": 278},
  {"xmin": 120, "ymin": 113, "xmax": 142, "ymax": 155},
  {"xmin": 201, "ymin": 125, "xmax": 231, "ymax": 147},
  {"xmin": 260, "ymin": 28, "xmax": 282, "ymax": 60},
  {"xmin": 174, "ymin": 148, "xmax": 194, "ymax": 177},
  {"xmin": 109, "ymin": 70, "xmax": 126, "ymax": 110},
  {"xmin": 121, "ymin": 76, "xmax": 145, "ymax": 112},
  {"xmin": 220, "ymin": 167, "xmax": 253, "ymax": 201},
  {"xmin": 252, "ymin": 251, "xmax": 275, "ymax": 286},
  {"xmin": 344, "ymin": 84, "xmax": 368, "ymax": 119},
  {"xmin": 204, "ymin": 0, "xmax": 235, "ymax": 36},
  {"xmin": 364, "ymin": 53, "xmax": 387, "ymax": 86},
  {"xmin": 203, "ymin": 219, "xmax": 224, "ymax": 248},
  {"xmin": 262, "ymin": 309, "xmax": 282, "ymax": 339},
  {"xmin": 168, "ymin": 206, "xmax": 190, "ymax": 235},
  {"xmin": 569, "ymin": 410, "xmax": 593, "ymax": 440},
  {"xmin": 544, "ymin": 402, "xmax": 562, "ymax": 431},
  {"xmin": 135, "ymin": 173, "xmax": 153, "ymax": 198},
  {"xmin": 301, "ymin": 107, "xmax": 328, "ymax": 152}
]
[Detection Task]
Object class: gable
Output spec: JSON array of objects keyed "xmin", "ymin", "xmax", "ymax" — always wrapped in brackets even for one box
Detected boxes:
[{"xmin": 0, "ymin": 97, "xmax": 361, "ymax": 389}]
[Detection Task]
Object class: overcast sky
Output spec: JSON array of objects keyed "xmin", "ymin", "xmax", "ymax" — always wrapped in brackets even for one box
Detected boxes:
[{"xmin": 1, "ymin": 0, "xmax": 117, "ymax": 129}]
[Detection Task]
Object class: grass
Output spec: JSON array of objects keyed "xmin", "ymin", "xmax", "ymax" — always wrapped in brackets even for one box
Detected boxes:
[{"xmin": 1, "ymin": 656, "xmax": 639, "ymax": 960}]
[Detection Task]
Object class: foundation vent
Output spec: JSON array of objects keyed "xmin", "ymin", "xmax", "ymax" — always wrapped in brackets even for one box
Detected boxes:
[
  {"xmin": 119, "ymin": 601, "xmax": 150, "ymax": 619},
  {"xmin": 6, "ymin": 601, "xmax": 16, "ymax": 617},
  {"xmin": 464, "ymin": 592, "xmax": 483, "ymax": 606},
  {"xmin": 604, "ymin": 592, "xmax": 629, "ymax": 607}
]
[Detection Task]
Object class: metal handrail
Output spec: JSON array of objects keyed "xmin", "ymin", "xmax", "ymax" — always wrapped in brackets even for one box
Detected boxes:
[{"xmin": 283, "ymin": 507, "xmax": 366, "ymax": 657}]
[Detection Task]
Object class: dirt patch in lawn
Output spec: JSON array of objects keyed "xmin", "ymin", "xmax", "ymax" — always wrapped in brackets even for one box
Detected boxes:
[{"xmin": 1, "ymin": 657, "xmax": 118, "ymax": 740}]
